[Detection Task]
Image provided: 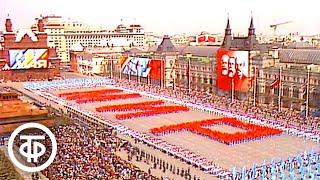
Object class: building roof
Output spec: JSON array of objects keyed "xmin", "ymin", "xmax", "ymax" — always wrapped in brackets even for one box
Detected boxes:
[
  {"xmin": 279, "ymin": 49, "xmax": 320, "ymax": 65},
  {"xmin": 149, "ymin": 45, "xmax": 219, "ymax": 57},
  {"xmin": 127, "ymin": 47, "xmax": 143, "ymax": 54},
  {"xmin": 286, "ymin": 41, "xmax": 316, "ymax": 49},
  {"xmin": 156, "ymin": 35, "xmax": 177, "ymax": 53},
  {"xmin": 148, "ymin": 45, "xmax": 158, "ymax": 52},
  {"xmin": 15, "ymin": 29, "xmax": 38, "ymax": 42},
  {"xmin": 176, "ymin": 46, "xmax": 219, "ymax": 57},
  {"xmin": 77, "ymin": 52, "xmax": 93, "ymax": 60}
]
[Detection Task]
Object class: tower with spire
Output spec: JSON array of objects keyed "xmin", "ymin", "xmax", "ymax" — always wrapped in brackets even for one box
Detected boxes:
[
  {"xmin": 5, "ymin": 14, "xmax": 13, "ymax": 33},
  {"xmin": 37, "ymin": 18, "xmax": 44, "ymax": 32},
  {"xmin": 221, "ymin": 15, "xmax": 258, "ymax": 51},
  {"xmin": 248, "ymin": 16, "xmax": 255, "ymax": 36},
  {"xmin": 222, "ymin": 17, "xmax": 232, "ymax": 49},
  {"xmin": 248, "ymin": 16, "xmax": 256, "ymax": 50}
]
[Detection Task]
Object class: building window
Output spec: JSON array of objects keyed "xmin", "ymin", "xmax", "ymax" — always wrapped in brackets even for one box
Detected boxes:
[{"xmin": 293, "ymin": 88, "xmax": 299, "ymax": 98}]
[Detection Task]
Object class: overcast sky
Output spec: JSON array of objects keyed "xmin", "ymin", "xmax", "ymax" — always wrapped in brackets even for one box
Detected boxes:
[{"xmin": 1, "ymin": 0, "xmax": 319, "ymax": 35}]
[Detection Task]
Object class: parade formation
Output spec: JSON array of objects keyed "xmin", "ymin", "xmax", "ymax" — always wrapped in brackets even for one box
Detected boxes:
[
  {"xmin": 1, "ymin": 5, "xmax": 320, "ymax": 179},
  {"xmin": 23, "ymin": 77, "xmax": 320, "ymax": 179}
]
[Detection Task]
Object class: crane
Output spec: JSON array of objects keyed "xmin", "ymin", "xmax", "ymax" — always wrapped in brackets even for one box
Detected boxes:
[{"xmin": 270, "ymin": 21, "xmax": 292, "ymax": 36}]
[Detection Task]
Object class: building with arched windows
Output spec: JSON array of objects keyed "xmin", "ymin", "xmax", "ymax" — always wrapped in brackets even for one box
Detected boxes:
[{"xmin": 0, "ymin": 16, "xmax": 60, "ymax": 82}]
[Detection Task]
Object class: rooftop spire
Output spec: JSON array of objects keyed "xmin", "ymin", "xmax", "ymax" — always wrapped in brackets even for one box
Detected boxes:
[
  {"xmin": 249, "ymin": 16, "xmax": 254, "ymax": 29},
  {"xmin": 248, "ymin": 15, "xmax": 255, "ymax": 36},
  {"xmin": 225, "ymin": 16, "xmax": 231, "ymax": 35},
  {"xmin": 248, "ymin": 13, "xmax": 256, "ymax": 50},
  {"xmin": 222, "ymin": 16, "xmax": 232, "ymax": 49},
  {"xmin": 226, "ymin": 15, "xmax": 230, "ymax": 30}
]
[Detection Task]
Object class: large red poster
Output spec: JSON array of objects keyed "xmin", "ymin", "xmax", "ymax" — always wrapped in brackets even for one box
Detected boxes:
[
  {"xmin": 197, "ymin": 35, "xmax": 206, "ymax": 43},
  {"xmin": 149, "ymin": 59, "xmax": 164, "ymax": 80},
  {"xmin": 207, "ymin": 36, "xmax": 215, "ymax": 42},
  {"xmin": 216, "ymin": 49, "xmax": 250, "ymax": 92},
  {"xmin": 119, "ymin": 56, "xmax": 164, "ymax": 80}
]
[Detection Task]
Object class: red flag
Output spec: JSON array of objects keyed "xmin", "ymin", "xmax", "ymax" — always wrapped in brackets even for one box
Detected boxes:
[
  {"xmin": 198, "ymin": 35, "xmax": 206, "ymax": 43},
  {"xmin": 301, "ymin": 84, "xmax": 307, "ymax": 95},
  {"xmin": 207, "ymin": 36, "xmax": 215, "ymax": 42},
  {"xmin": 269, "ymin": 78, "xmax": 280, "ymax": 89},
  {"xmin": 249, "ymin": 76, "xmax": 255, "ymax": 87}
]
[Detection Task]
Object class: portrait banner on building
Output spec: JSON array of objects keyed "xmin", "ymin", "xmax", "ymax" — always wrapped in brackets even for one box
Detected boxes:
[
  {"xmin": 216, "ymin": 48, "xmax": 250, "ymax": 92},
  {"xmin": 119, "ymin": 56, "xmax": 164, "ymax": 79},
  {"xmin": 120, "ymin": 57, "xmax": 151, "ymax": 77}
]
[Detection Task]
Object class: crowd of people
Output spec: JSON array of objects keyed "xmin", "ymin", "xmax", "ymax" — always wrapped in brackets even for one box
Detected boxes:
[
  {"xmin": 232, "ymin": 152, "xmax": 320, "ymax": 179},
  {"xmin": 26, "ymin": 76, "xmax": 319, "ymax": 135},
  {"xmin": 27, "ymin": 79, "xmax": 228, "ymax": 177},
  {"xmin": 150, "ymin": 118, "xmax": 283, "ymax": 145},
  {"xmin": 111, "ymin": 78, "xmax": 320, "ymax": 178},
  {"xmin": 31, "ymin": 173, "xmax": 39, "ymax": 180},
  {"xmin": 123, "ymin": 144, "xmax": 204, "ymax": 180},
  {"xmin": 24, "ymin": 77, "xmax": 115, "ymax": 91},
  {"xmin": 37, "ymin": 124, "xmax": 158, "ymax": 180},
  {"xmin": 0, "ymin": 137, "xmax": 5, "ymax": 146},
  {"xmin": 23, "ymin": 77, "xmax": 320, "ymax": 179},
  {"xmin": 113, "ymin": 78, "xmax": 320, "ymax": 136}
]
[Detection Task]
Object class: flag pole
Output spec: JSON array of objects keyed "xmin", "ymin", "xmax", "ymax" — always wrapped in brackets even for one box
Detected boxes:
[
  {"xmin": 119, "ymin": 58, "xmax": 122, "ymax": 80},
  {"xmin": 172, "ymin": 62, "xmax": 176, "ymax": 91},
  {"xmin": 129, "ymin": 68, "xmax": 131, "ymax": 82},
  {"xmin": 173, "ymin": 73, "xmax": 175, "ymax": 91},
  {"xmin": 253, "ymin": 66, "xmax": 257, "ymax": 106},
  {"xmin": 160, "ymin": 56, "xmax": 163, "ymax": 89},
  {"xmin": 186, "ymin": 53, "xmax": 192, "ymax": 94},
  {"xmin": 188, "ymin": 57, "xmax": 191, "ymax": 94},
  {"xmin": 278, "ymin": 67, "xmax": 282, "ymax": 112},
  {"xmin": 110, "ymin": 58, "xmax": 113, "ymax": 78},
  {"xmin": 163, "ymin": 56, "xmax": 166, "ymax": 89},
  {"xmin": 231, "ymin": 77, "xmax": 235, "ymax": 103},
  {"xmin": 306, "ymin": 68, "xmax": 310, "ymax": 119}
]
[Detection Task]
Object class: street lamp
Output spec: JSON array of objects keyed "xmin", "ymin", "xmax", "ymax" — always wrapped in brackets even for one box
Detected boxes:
[{"xmin": 186, "ymin": 53, "xmax": 192, "ymax": 94}]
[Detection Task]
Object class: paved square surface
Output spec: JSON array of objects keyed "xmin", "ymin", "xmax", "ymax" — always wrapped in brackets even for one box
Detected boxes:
[{"xmin": 53, "ymin": 87, "xmax": 320, "ymax": 170}]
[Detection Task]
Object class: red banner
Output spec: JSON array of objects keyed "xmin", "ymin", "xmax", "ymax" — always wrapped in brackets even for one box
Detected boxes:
[
  {"xmin": 197, "ymin": 35, "xmax": 206, "ymax": 43},
  {"xmin": 216, "ymin": 49, "xmax": 250, "ymax": 92},
  {"xmin": 207, "ymin": 36, "xmax": 215, "ymax": 42},
  {"xmin": 149, "ymin": 59, "xmax": 164, "ymax": 80}
]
